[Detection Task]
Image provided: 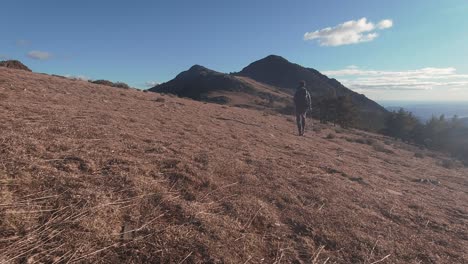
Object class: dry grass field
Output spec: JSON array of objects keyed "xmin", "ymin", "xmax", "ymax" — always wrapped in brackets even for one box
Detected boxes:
[{"xmin": 0, "ymin": 67, "xmax": 467, "ymax": 263}]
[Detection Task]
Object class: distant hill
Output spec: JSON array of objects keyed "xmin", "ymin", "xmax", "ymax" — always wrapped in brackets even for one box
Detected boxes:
[
  {"xmin": 151, "ymin": 55, "xmax": 388, "ymax": 130},
  {"xmin": 151, "ymin": 65, "xmax": 253, "ymax": 99},
  {"xmin": 0, "ymin": 60, "xmax": 31, "ymax": 72},
  {"xmin": 150, "ymin": 65, "xmax": 291, "ymax": 110}
]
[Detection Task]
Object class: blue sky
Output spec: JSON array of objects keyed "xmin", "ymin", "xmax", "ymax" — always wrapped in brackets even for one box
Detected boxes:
[{"xmin": 1, "ymin": 0, "xmax": 468, "ymax": 101}]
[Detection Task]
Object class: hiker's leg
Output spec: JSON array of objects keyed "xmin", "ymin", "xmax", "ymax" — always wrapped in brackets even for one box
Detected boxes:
[
  {"xmin": 296, "ymin": 114, "xmax": 302, "ymax": 135},
  {"xmin": 301, "ymin": 113, "xmax": 306, "ymax": 134}
]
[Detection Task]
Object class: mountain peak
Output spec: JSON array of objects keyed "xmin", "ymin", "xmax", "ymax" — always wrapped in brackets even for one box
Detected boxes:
[
  {"xmin": 184, "ymin": 65, "xmax": 222, "ymax": 76},
  {"xmin": 237, "ymin": 55, "xmax": 309, "ymax": 89},
  {"xmin": 188, "ymin": 64, "xmax": 209, "ymax": 72},
  {"xmin": 261, "ymin": 55, "xmax": 289, "ymax": 63}
]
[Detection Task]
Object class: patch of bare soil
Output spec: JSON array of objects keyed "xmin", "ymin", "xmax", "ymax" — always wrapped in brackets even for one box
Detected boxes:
[{"xmin": 0, "ymin": 68, "xmax": 467, "ymax": 263}]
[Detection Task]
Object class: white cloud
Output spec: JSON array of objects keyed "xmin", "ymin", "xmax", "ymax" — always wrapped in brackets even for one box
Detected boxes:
[
  {"xmin": 304, "ymin": 18, "xmax": 393, "ymax": 46},
  {"xmin": 323, "ymin": 66, "xmax": 468, "ymax": 92},
  {"xmin": 0, "ymin": 55, "xmax": 8, "ymax": 60},
  {"xmin": 346, "ymin": 65, "xmax": 359, "ymax": 69},
  {"xmin": 27, "ymin": 50, "xmax": 52, "ymax": 60},
  {"xmin": 377, "ymin": 19, "xmax": 393, "ymax": 29},
  {"xmin": 144, "ymin": 81, "xmax": 159, "ymax": 87}
]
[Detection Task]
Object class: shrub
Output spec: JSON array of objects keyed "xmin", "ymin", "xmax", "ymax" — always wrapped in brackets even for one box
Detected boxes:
[
  {"xmin": 335, "ymin": 95, "xmax": 358, "ymax": 128},
  {"xmin": 0, "ymin": 60, "xmax": 32, "ymax": 71},
  {"xmin": 207, "ymin": 96, "xmax": 230, "ymax": 104},
  {"xmin": 277, "ymin": 104, "xmax": 295, "ymax": 115},
  {"xmin": 372, "ymin": 141, "xmax": 393, "ymax": 154},
  {"xmin": 194, "ymin": 152, "xmax": 209, "ymax": 168},
  {"xmin": 354, "ymin": 138, "xmax": 376, "ymax": 145},
  {"xmin": 355, "ymin": 138, "xmax": 367, "ymax": 144},
  {"xmin": 441, "ymin": 159, "xmax": 456, "ymax": 169},
  {"xmin": 463, "ymin": 159, "xmax": 468, "ymax": 167},
  {"xmin": 326, "ymin": 133, "xmax": 336, "ymax": 139},
  {"xmin": 113, "ymin": 82, "xmax": 130, "ymax": 89},
  {"xmin": 414, "ymin": 152, "xmax": 425, "ymax": 158},
  {"xmin": 91, "ymin": 79, "xmax": 130, "ymax": 89},
  {"xmin": 92, "ymin": 79, "xmax": 114, "ymax": 86},
  {"xmin": 317, "ymin": 95, "xmax": 358, "ymax": 128},
  {"xmin": 165, "ymin": 93, "xmax": 178, "ymax": 98}
]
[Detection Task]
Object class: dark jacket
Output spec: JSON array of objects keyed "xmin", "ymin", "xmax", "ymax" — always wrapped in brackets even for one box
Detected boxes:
[{"xmin": 294, "ymin": 86, "xmax": 312, "ymax": 112}]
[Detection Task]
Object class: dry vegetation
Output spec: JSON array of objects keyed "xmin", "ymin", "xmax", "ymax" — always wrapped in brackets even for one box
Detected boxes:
[{"xmin": 0, "ymin": 68, "xmax": 467, "ymax": 263}]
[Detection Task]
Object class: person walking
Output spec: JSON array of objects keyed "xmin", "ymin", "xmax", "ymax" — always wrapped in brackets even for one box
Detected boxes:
[{"xmin": 293, "ymin": 80, "xmax": 312, "ymax": 136}]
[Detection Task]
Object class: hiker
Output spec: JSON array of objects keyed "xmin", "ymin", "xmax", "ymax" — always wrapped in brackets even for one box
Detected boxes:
[{"xmin": 293, "ymin": 80, "xmax": 312, "ymax": 136}]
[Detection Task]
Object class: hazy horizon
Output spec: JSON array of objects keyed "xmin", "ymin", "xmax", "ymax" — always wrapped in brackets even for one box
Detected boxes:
[
  {"xmin": 378, "ymin": 100, "xmax": 468, "ymax": 121},
  {"xmin": 378, "ymin": 100, "xmax": 468, "ymax": 105}
]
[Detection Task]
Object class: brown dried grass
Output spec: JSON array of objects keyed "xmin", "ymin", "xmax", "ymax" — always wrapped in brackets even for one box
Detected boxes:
[{"xmin": 0, "ymin": 68, "xmax": 467, "ymax": 263}]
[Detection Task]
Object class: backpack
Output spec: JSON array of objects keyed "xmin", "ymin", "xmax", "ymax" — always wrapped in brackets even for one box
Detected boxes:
[{"xmin": 294, "ymin": 87, "xmax": 311, "ymax": 109}]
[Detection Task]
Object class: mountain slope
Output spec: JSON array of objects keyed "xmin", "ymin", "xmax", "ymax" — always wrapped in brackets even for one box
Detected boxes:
[{"xmin": 1, "ymin": 67, "xmax": 467, "ymax": 263}]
